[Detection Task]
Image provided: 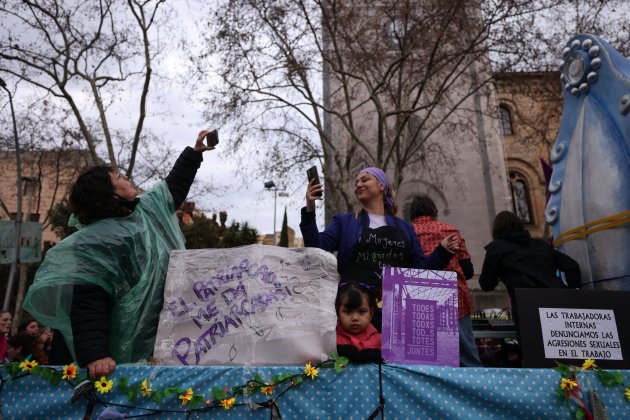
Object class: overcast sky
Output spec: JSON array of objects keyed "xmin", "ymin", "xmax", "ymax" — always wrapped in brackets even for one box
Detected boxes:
[
  {"xmin": 123, "ymin": 1, "xmax": 321, "ymax": 237},
  {"xmin": 123, "ymin": 69, "xmax": 316, "ymax": 239},
  {"xmin": 0, "ymin": 1, "xmax": 322, "ymax": 238}
]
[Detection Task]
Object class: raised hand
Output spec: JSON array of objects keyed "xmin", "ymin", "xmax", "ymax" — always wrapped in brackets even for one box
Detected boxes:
[{"xmin": 305, "ymin": 178, "xmax": 324, "ymax": 212}]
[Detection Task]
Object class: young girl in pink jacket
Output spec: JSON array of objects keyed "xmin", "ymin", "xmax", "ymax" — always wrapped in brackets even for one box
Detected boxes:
[{"xmin": 335, "ymin": 283, "xmax": 382, "ymax": 363}]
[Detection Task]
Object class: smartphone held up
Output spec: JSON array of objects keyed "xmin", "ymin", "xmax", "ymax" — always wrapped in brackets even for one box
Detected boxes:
[
  {"xmin": 205, "ymin": 130, "xmax": 219, "ymax": 148},
  {"xmin": 306, "ymin": 166, "xmax": 323, "ymax": 197}
]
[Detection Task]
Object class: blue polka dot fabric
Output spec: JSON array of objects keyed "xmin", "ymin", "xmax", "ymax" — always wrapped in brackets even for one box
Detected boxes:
[{"xmin": 1, "ymin": 364, "xmax": 628, "ymax": 418}]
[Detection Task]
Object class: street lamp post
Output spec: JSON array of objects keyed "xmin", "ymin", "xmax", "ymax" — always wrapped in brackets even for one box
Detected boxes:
[
  {"xmin": 264, "ymin": 181, "xmax": 288, "ymax": 245},
  {"xmin": 0, "ymin": 77, "xmax": 23, "ymax": 311}
]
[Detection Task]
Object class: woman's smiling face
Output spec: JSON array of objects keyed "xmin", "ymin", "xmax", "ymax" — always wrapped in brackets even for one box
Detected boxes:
[{"xmin": 354, "ymin": 172, "xmax": 384, "ymax": 204}]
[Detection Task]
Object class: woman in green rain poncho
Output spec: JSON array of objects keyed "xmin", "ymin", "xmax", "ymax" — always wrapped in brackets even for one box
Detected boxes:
[{"xmin": 23, "ymin": 130, "xmax": 215, "ymax": 378}]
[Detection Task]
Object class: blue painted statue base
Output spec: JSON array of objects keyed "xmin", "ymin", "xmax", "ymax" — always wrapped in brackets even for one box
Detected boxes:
[{"xmin": 2, "ymin": 364, "xmax": 628, "ymax": 418}]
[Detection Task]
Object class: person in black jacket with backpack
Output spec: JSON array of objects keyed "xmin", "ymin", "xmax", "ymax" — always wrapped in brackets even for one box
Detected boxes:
[{"xmin": 479, "ymin": 211, "xmax": 581, "ymax": 302}]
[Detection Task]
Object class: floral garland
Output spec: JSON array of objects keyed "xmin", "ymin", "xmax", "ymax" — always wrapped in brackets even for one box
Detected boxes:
[
  {"xmin": 7, "ymin": 356, "xmax": 630, "ymax": 417},
  {"xmin": 4, "ymin": 354, "xmax": 349, "ymax": 414},
  {"xmin": 555, "ymin": 359, "xmax": 630, "ymax": 420}
]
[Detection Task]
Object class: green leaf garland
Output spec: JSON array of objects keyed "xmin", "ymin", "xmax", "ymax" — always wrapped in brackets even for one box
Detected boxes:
[{"xmin": 2, "ymin": 357, "xmax": 348, "ymax": 413}]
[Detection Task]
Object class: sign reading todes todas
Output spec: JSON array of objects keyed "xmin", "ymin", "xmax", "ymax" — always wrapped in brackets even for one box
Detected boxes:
[
  {"xmin": 381, "ymin": 267, "xmax": 459, "ymax": 367},
  {"xmin": 154, "ymin": 245, "xmax": 338, "ymax": 366},
  {"xmin": 539, "ymin": 308, "xmax": 622, "ymax": 360}
]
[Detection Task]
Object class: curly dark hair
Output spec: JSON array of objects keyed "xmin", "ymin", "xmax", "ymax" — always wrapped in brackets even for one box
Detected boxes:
[
  {"xmin": 334, "ymin": 283, "xmax": 377, "ymax": 314},
  {"xmin": 410, "ymin": 195, "xmax": 438, "ymax": 220},
  {"xmin": 492, "ymin": 210, "xmax": 524, "ymax": 239},
  {"xmin": 69, "ymin": 165, "xmax": 132, "ymax": 225}
]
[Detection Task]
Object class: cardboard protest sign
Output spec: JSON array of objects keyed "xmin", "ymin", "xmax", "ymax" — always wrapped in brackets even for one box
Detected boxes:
[
  {"xmin": 515, "ymin": 288, "xmax": 630, "ymax": 368},
  {"xmin": 154, "ymin": 245, "xmax": 338, "ymax": 366},
  {"xmin": 539, "ymin": 308, "xmax": 621, "ymax": 360},
  {"xmin": 381, "ymin": 267, "xmax": 459, "ymax": 366}
]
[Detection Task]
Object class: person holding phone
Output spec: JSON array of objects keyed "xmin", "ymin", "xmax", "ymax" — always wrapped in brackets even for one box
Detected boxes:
[
  {"xmin": 24, "ymin": 130, "xmax": 215, "ymax": 377},
  {"xmin": 300, "ymin": 167, "xmax": 458, "ymax": 330}
]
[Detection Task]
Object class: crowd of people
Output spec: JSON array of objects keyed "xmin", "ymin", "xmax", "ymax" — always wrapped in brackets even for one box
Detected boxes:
[
  {"xmin": 7, "ymin": 131, "xmax": 580, "ymax": 374},
  {"xmin": 0, "ymin": 314, "xmax": 53, "ymax": 364}
]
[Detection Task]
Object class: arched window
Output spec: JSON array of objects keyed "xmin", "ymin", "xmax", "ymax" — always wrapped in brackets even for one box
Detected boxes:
[
  {"xmin": 509, "ymin": 172, "xmax": 532, "ymax": 224},
  {"xmin": 498, "ymin": 105, "xmax": 514, "ymax": 136}
]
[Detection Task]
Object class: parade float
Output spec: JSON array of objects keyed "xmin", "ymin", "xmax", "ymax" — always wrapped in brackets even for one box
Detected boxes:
[
  {"xmin": 546, "ymin": 35, "xmax": 630, "ymax": 290},
  {"xmin": 2, "ymin": 34, "xmax": 629, "ymax": 419}
]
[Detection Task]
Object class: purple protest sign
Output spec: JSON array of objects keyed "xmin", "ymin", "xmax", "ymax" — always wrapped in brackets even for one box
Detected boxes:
[{"xmin": 382, "ymin": 267, "xmax": 459, "ymax": 366}]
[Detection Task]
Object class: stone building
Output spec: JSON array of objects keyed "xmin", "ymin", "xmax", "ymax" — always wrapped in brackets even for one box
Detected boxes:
[
  {"xmin": 461, "ymin": 71, "xmax": 563, "ymax": 311},
  {"xmin": 494, "ymin": 71, "xmax": 562, "ymax": 240}
]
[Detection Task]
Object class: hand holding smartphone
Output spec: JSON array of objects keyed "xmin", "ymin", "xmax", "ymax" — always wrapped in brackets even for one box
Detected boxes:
[{"xmin": 306, "ymin": 166, "xmax": 322, "ymax": 197}]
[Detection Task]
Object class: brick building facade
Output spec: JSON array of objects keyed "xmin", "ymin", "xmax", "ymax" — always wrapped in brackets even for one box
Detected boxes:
[
  {"xmin": 0, "ymin": 149, "xmax": 91, "ymax": 246},
  {"xmin": 494, "ymin": 71, "xmax": 562, "ymax": 240}
]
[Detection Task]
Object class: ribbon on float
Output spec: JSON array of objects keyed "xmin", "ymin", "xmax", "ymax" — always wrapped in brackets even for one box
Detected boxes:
[{"xmin": 553, "ymin": 210, "xmax": 630, "ymax": 248}]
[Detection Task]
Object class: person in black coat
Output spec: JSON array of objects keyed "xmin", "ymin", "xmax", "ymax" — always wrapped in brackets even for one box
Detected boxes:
[{"xmin": 479, "ymin": 211, "xmax": 581, "ymax": 301}]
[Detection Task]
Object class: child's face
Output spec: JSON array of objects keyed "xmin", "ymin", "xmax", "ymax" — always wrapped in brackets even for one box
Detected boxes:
[{"xmin": 338, "ymin": 294, "xmax": 373, "ymax": 334}]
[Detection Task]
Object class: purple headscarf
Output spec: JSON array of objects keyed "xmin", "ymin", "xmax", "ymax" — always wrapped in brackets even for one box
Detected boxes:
[{"xmin": 360, "ymin": 167, "xmax": 396, "ymax": 209}]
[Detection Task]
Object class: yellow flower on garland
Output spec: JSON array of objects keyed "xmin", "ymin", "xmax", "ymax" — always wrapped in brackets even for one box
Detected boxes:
[
  {"xmin": 140, "ymin": 379, "xmax": 153, "ymax": 397},
  {"xmin": 62, "ymin": 364, "xmax": 78, "ymax": 380},
  {"xmin": 582, "ymin": 359, "xmax": 597, "ymax": 370},
  {"xmin": 560, "ymin": 378, "xmax": 578, "ymax": 391},
  {"xmin": 179, "ymin": 388, "xmax": 194, "ymax": 406},
  {"xmin": 261, "ymin": 384, "xmax": 274, "ymax": 396},
  {"xmin": 625, "ymin": 387, "xmax": 630, "ymax": 402},
  {"xmin": 220, "ymin": 397, "xmax": 236, "ymax": 410},
  {"xmin": 95, "ymin": 376, "xmax": 114, "ymax": 394},
  {"xmin": 19, "ymin": 359, "xmax": 38, "ymax": 372},
  {"xmin": 304, "ymin": 363, "xmax": 318, "ymax": 380}
]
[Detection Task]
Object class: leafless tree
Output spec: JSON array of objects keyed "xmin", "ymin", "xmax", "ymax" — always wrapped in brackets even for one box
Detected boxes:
[
  {"xmin": 194, "ymin": 0, "xmax": 628, "ymax": 218},
  {"xmin": 0, "ymin": 0, "xmax": 173, "ymax": 180},
  {"xmin": 517, "ymin": 0, "xmax": 630, "ymax": 71}
]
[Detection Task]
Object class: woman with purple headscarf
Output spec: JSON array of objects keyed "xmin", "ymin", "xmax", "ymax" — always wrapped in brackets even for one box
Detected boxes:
[{"xmin": 300, "ymin": 167, "xmax": 458, "ymax": 331}]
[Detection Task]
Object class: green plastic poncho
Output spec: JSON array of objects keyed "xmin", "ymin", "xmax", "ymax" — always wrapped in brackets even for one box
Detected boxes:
[{"xmin": 23, "ymin": 181, "xmax": 185, "ymax": 364}]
